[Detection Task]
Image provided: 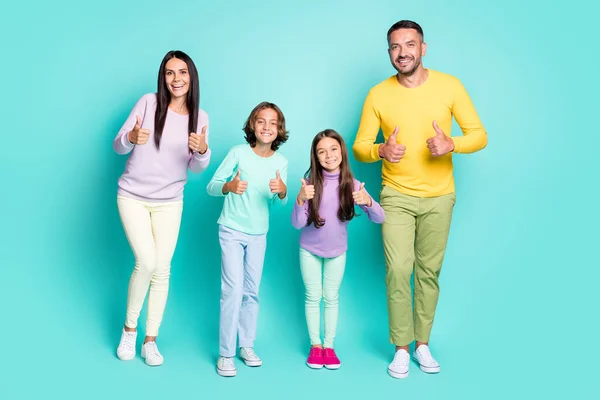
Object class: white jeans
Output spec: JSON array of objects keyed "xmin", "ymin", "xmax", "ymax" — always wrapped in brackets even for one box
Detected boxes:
[{"xmin": 117, "ymin": 195, "xmax": 183, "ymax": 336}]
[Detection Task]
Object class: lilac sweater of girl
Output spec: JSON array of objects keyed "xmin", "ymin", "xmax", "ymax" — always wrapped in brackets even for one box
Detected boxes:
[
  {"xmin": 291, "ymin": 170, "xmax": 385, "ymax": 258},
  {"xmin": 113, "ymin": 93, "xmax": 211, "ymax": 202}
]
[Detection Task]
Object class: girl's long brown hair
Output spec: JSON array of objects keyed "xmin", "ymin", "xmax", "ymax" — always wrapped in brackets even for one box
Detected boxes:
[{"xmin": 304, "ymin": 129, "xmax": 356, "ymax": 228}]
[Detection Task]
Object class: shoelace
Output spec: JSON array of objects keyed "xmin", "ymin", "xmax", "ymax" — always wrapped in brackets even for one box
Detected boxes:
[
  {"xmin": 309, "ymin": 348, "xmax": 322, "ymax": 356},
  {"xmin": 121, "ymin": 333, "xmax": 135, "ymax": 350},
  {"xmin": 417, "ymin": 347, "xmax": 435, "ymax": 363},
  {"xmin": 243, "ymin": 348, "xmax": 258, "ymax": 360},
  {"xmin": 145, "ymin": 342, "xmax": 161, "ymax": 357},
  {"xmin": 393, "ymin": 350, "xmax": 409, "ymax": 366},
  {"xmin": 308, "ymin": 348, "xmax": 322, "ymax": 359},
  {"xmin": 221, "ymin": 357, "xmax": 235, "ymax": 368}
]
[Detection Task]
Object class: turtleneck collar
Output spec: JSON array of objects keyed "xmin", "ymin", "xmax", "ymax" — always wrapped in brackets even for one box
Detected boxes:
[{"xmin": 323, "ymin": 169, "xmax": 340, "ymax": 180}]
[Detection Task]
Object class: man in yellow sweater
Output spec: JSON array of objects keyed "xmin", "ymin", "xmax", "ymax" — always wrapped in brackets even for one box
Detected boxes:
[{"xmin": 352, "ymin": 20, "xmax": 487, "ymax": 379}]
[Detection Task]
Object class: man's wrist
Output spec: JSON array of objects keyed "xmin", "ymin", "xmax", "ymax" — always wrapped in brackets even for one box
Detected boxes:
[{"xmin": 378, "ymin": 143, "xmax": 386, "ymax": 158}]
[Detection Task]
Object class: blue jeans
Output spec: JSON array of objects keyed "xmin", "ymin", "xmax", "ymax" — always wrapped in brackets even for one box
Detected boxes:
[{"xmin": 218, "ymin": 225, "xmax": 267, "ymax": 357}]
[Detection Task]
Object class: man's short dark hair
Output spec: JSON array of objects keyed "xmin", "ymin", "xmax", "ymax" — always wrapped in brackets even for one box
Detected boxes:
[{"xmin": 387, "ymin": 20, "xmax": 424, "ymax": 43}]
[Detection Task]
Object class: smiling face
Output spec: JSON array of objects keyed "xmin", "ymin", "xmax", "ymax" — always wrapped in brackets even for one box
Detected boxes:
[
  {"xmin": 387, "ymin": 28, "xmax": 427, "ymax": 77},
  {"xmin": 316, "ymin": 136, "xmax": 342, "ymax": 173},
  {"xmin": 164, "ymin": 57, "xmax": 190, "ymax": 99},
  {"xmin": 253, "ymin": 108, "xmax": 279, "ymax": 146}
]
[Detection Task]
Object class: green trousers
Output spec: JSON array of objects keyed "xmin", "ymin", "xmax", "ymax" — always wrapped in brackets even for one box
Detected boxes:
[
  {"xmin": 380, "ymin": 185, "xmax": 455, "ymax": 346},
  {"xmin": 299, "ymin": 248, "xmax": 346, "ymax": 348}
]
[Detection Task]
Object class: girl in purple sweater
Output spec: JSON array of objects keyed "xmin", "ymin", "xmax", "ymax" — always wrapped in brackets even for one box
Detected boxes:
[
  {"xmin": 292, "ymin": 129, "xmax": 385, "ymax": 369},
  {"xmin": 113, "ymin": 50, "xmax": 211, "ymax": 366}
]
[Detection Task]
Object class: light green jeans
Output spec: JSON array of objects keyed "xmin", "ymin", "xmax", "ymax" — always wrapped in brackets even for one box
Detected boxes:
[{"xmin": 299, "ymin": 248, "xmax": 346, "ymax": 348}]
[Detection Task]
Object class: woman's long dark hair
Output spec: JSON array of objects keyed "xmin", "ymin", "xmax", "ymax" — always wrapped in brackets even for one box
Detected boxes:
[
  {"xmin": 154, "ymin": 50, "xmax": 200, "ymax": 149},
  {"xmin": 305, "ymin": 129, "xmax": 356, "ymax": 228}
]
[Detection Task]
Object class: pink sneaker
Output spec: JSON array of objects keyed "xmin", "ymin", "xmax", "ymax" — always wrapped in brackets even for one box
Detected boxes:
[
  {"xmin": 323, "ymin": 348, "xmax": 341, "ymax": 369},
  {"xmin": 306, "ymin": 347, "xmax": 324, "ymax": 369}
]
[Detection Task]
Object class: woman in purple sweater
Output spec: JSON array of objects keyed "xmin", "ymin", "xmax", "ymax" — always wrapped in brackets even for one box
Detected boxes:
[
  {"xmin": 292, "ymin": 129, "xmax": 385, "ymax": 369},
  {"xmin": 112, "ymin": 50, "xmax": 211, "ymax": 366}
]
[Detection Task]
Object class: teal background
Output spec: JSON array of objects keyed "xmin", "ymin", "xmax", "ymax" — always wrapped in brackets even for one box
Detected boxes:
[{"xmin": 1, "ymin": 0, "xmax": 597, "ymax": 398}]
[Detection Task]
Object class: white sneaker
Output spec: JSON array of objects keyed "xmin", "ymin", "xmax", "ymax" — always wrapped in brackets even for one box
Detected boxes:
[
  {"xmin": 388, "ymin": 349, "xmax": 410, "ymax": 379},
  {"xmin": 116, "ymin": 329, "xmax": 136, "ymax": 361},
  {"xmin": 217, "ymin": 356, "xmax": 237, "ymax": 377},
  {"xmin": 141, "ymin": 341, "xmax": 164, "ymax": 366},
  {"xmin": 413, "ymin": 345, "xmax": 440, "ymax": 373},
  {"xmin": 240, "ymin": 347, "xmax": 262, "ymax": 367}
]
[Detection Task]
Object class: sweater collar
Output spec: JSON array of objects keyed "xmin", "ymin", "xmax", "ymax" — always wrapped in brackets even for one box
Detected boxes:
[{"xmin": 323, "ymin": 169, "xmax": 340, "ymax": 180}]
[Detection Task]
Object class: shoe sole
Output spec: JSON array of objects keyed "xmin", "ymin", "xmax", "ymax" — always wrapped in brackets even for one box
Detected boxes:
[
  {"xmin": 413, "ymin": 357, "xmax": 440, "ymax": 373},
  {"xmin": 140, "ymin": 353, "xmax": 164, "ymax": 367},
  {"xmin": 141, "ymin": 355, "xmax": 163, "ymax": 367},
  {"xmin": 418, "ymin": 365, "xmax": 440, "ymax": 373},
  {"xmin": 242, "ymin": 360, "xmax": 262, "ymax": 367},
  {"xmin": 388, "ymin": 368, "xmax": 409, "ymax": 379},
  {"xmin": 117, "ymin": 353, "xmax": 135, "ymax": 361},
  {"xmin": 217, "ymin": 368, "xmax": 237, "ymax": 377},
  {"xmin": 324, "ymin": 364, "xmax": 341, "ymax": 370},
  {"xmin": 307, "ymin": 362, "xmax": 323, "ymax": 369}
]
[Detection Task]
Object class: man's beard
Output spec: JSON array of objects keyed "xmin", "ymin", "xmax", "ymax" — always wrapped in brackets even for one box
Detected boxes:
[{"xmin": 394, "ymin": 56, "xmax": 421, "ymax": 76}]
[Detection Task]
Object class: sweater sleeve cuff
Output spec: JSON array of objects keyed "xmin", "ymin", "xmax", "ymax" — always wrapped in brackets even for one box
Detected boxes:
[
  {"xmin": 450, "ymin": 137, "xmax": 462, "ymax": 153},
  {"xmin": 193, "ymin": 148, "xmax": 211, "ymax": 159},
  {"xmin": 294, "ymin": 200, "xmax": 305, "ymax": 212},
  {"xmin": 371, "ymin": 144, "xmax": 382, "ymax": 161},
  {"xmin": 365, "ymin": 197, "xmax": 376, "ymax": 210},
  {"xmin": 277, "ymin": 192, "xmax": 288, "ymax": 205},
  {"xmin": 121, "ymin": 132, "xmax": 135, "ymax": 150}
]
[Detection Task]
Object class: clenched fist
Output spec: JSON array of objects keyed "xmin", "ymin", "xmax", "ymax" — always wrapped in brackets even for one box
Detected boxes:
[
  {"xmin": 128, "ymin": 115, "xmax": 150, "ymax": 145},
  {"xmin": 224, "ymin": 170, "xmax": 248, "ymax": 195},
  {"xmin": 270, "ymin": 170, "xmax": 287, "ymax": 199},
  {"xmin": 296, "ymin": 178, "xmax": 315, "ymax": 206},
  {"xmin": 189, "ymin": 125, "xmax": 208, "ymax": 154},
  {"xmin": 352, "ymin": 182, "xmax": 372, "ymax": 207}
]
